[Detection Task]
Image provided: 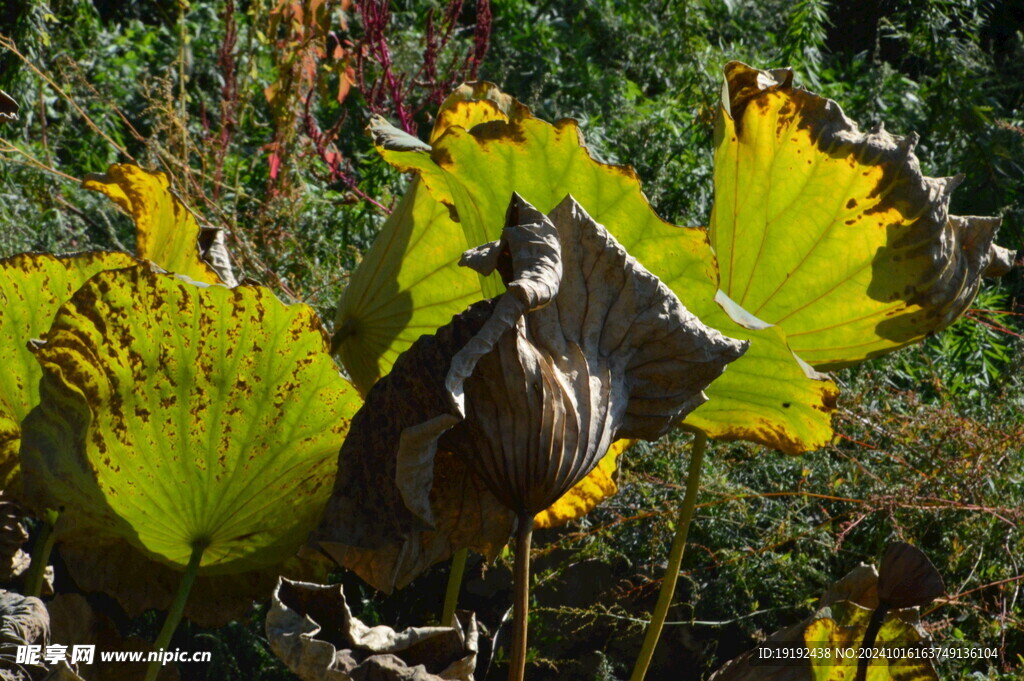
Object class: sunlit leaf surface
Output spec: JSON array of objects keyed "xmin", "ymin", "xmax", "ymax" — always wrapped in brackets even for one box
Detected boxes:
[
  {"xmin": 712, "ymin": 62, "xmax": 1011, "ymax": 369},
  {"xmin": 20, "ymin": 267, "xmax": 360, "ymax": 618},
  {"xmin": 333, "ymin": 178, "xmax": 480, "ymax": 394},
  {"xmin": 83, "ymin": 164, "xmax": 224, "ymax": 285},
  {"xmin": 0, "ymin": 252, "xmax": 137, "ymax": 490},
  {"xmin": 804, "ymin": 601, "xmax": 938, "ymax": 681}
]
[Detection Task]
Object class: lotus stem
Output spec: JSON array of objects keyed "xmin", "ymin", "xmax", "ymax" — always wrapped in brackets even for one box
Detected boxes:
[
  {"xmin": 509, "ymin": 513, "xmax": 534, "ymax": 681},
  {"xmin": 144, "ymin": 541, "xmax": 206, "ymax": 681},
  {"xmin": 442, "ymin": 547, "xmax": 468, "ymax": 626},
  {"xmin": 25, "ymin": 508, "xmax": 59, "ymax": 598},
  {"xmin": 630, "ymin": 430, "xmax": 708, "ymax": 681}
]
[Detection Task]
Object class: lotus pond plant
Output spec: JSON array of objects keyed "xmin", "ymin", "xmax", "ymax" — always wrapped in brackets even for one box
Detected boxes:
[
  {"xmin": 327, "ymin": 63, "xmax": 1013, "ymax": 679},
  {"xmin": 0, "ymin": 56, "xmax": 1013, "ymax": 681},
  {"xmin": 2, "ymin": 165, "xmax": 363, "ymax": 681},
  {"xmin": 318, "ymin": 192, "xmax": 747, "ymax": 681}
]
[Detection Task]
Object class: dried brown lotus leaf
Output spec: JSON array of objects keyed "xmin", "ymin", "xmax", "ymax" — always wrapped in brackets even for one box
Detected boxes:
[
  {"xmin": 0, "ymin": 591, "xmax": 49, "ymax": 681},
  {"xmin": 318, "ymin": 194, "xmax": 746, "ymax": 590},
  {"xmin": 438, "ymin": 194, "xmax": 747, "ymax": 515},
  {"xmin": 266, "ymin": 578, "xmax": 477, "ymax": 681},
  {"xmin": 319, "ymin": 302, "xmax": 515, "ymax": 592},
  {"xmin": 533, "ymin": 439, "xmax": 632, "ymax": 529}
]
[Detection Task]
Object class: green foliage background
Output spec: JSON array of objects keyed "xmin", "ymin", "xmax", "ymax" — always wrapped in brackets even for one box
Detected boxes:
[{"xmin": 1, "ymin": 1, "xmax": 1022, "ymax": 679}]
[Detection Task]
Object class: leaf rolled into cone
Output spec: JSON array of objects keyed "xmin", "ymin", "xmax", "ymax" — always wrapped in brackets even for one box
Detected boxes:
[{"xmin": 317, "ymin": 193, "xmax": 746, "ymax": 677}]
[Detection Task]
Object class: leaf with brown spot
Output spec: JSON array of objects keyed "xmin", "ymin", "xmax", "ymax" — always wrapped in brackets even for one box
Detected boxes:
[
  {"xmin": 83, "ymin": 164, "xmax": 232, "ymax": 285},
  {"xmin": 0, "ymin": 252, "xmax": 138, "ymax": 493},
  {"xmin": 712, "ymin": 62, "xmax": 1013, "ymax": 369},
  {"xmin": 19, "ymin": 267, "xmax": 360, "ymax": 621}
]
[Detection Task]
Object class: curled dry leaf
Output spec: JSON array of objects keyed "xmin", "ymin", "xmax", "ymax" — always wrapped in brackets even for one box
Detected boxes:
[
  {"xmin": 266, "ymin": 578, "xmax": 477, "ymax": 681},
  {"xmin": 441, "ymin": 195, "xmax": 746, "ymax": 515},
  {"xmin": 712, "ymin": 62, "xmax": 1014, "ymax": 369},
  {"xmin": 0, "ymin": 498, "xmax": 29, "ymax": 582},
  {"xmin": 318, "ymin": 195, "xmax": 746, "ymax": 591},
  {"xmin": 533, "ymin": 439, "xmax": 633, "ymax": 530},
  {"xmin": 0, "ymin": 591, "xmax": 49, "ymax": 681}
]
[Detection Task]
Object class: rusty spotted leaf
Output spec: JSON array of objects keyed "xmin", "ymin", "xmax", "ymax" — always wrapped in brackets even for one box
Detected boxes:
[
  {"xmin": 711, "ymin": 62, "xmax": 1012, "ymax": 369},
  {"xmin": 0, "ymin": 252, "xmax": 138, "ymax": 492},
  {"xmin": 19, "ymin": 267, "xmax": 360, "ymax": 621},
  {"xmin": 83, "ymin": 164, "xmax": 233, "ymax": 285}
]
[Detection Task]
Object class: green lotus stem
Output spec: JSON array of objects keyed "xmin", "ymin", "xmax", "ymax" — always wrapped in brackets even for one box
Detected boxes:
[
  {"xmin": 509, "ymin": 513, "xmax": 534, "ymax": 681},
  {"xmin": 144, "ymin": 541, "xmax": 206, "ymax": 681},
  {"xmin": 630, "ymin": 430, "xmax": 708, "ymax": 681},
  {"xmin": 25, "ymin": 508, "xmax": 59, "ymax": 598},
  {"xmin": 441, "ymin": 547, "xmax": 468, "ymax": 626}
]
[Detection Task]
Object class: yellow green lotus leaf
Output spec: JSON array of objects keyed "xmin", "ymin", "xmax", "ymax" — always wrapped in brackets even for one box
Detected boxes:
[
  {"xmin": 712, "ymin": 62, "xmax": 1012, "ymax": 370},
  {"xmin": 332, "ymin": 178, "xmax": 481, "ymax": 394},
  {"xmin": 803, "ymin": 601, "xmax": 938, "ymax": 681},
  {"xmin": 534, "ymin": 440, "xmax": 633, "ymax": 530},
  {"xmin": 20, "ymin": 266, "xmax": 361, "ymax": 619},
  {"xmin": 429, "ymin": 81, "xmax": 531, "ymax": 144},
  {"xmin": 334, "ymin": 87, "xmax": 533, "ymax": 395},
  {"xmin": 83, "ymin": 164, "xmax": 224, "ymax": 285},
  {"xmin": 0, "ymin": 252, "xmax": 138, "ymax": 492},
  {"xmin": 354, "ymin": 91, "xmax": 836, "ymax": 454}
]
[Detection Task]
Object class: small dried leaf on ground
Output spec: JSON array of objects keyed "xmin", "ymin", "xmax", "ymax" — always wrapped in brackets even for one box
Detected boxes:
[{"xmin": 266, "ymin": 578, "xmax": 477, "ymax": 681}]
